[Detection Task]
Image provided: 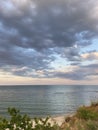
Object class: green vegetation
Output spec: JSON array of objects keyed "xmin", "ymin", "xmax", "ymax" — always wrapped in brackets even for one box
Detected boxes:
[
  {"xmin": 61, "ymin": 102, "xmax": 98, "ymax": 130},
  {"xmin": 0, "ymin": 102, "xmax": 98, "ymax": 130},
  {"xmin": 76, "ymin": 107, "xmax": 98, "ymax": 120},
  {"xmin": 0, "ymin": 107, "xmax": 60, "ymax": 130}
]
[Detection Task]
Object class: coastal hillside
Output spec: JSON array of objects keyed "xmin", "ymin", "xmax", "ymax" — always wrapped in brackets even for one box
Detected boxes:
[{"xmin": 61, "ymin": 102, "xmax": 98, "ymax": 130}]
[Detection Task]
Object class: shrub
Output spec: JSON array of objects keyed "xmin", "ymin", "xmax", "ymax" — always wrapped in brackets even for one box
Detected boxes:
[
  {"xmin": 86, "ymin": 120, "xmax": 98, "ymax": 130},
  {"xmin": 76, "ymin": 106, "xmax": 98, "ymax": 120},
  {"xmin": 0, "ymin": 108, "xmax": 60, "ymax": 130}
]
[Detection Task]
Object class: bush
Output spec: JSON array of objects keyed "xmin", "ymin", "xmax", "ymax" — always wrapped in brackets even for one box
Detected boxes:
[
  {"xmin": 0, "ymin": 108, "xmax": 60, "ymax": 130},
  {"xmin": 76, "ymin": 106, "xmax": 98, "ymax": 120},
  {"xmin": 87, "ymin": 121, "xmax": 98, "ymax": 130}
]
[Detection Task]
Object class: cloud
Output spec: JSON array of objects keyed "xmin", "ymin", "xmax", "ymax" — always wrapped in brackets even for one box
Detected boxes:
[
  {"xmin": 1, "ymin": 0, "xmax": 98, "ymax": 50},
  {"xmin": 0, "ymin": 47, "xmax": 54, "ymax": 69},
  {"xmin": 81, "ymin": 51, "xmax": 98, "ymax": 61},
  {"xmin": 53, "ymin": 63, "xmax": 98, "ymax": 80},
  {"xmin": 0, "ymin": 0, "xmax": 98, "ymax": 80},
  {"xmin": 0, "ymin": 0, "xmax": 36, "ymax": 17},
  {"xmin": 61, "ymin": 46, "xmax": 81, "ymax": 62}
]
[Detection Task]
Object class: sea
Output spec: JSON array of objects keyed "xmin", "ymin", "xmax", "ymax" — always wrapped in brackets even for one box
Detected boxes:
[{"xmin": 0, "ymin": 85, "xmax": 98, "ymax": 118}]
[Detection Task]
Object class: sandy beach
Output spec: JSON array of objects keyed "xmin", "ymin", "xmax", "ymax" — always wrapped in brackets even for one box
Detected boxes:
[
  {"xmin": 50, "ymin": 115, "xmax": 65, "ymax": 126},
  {"xmin": 48, "ymin": 113, "xmax": 74, "ymax": 126}
]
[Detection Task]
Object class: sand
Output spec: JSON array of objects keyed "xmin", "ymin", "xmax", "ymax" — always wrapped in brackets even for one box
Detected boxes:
[{"xmin": 50, "ymin": 116, "xmax": 65, "ymax": 126}]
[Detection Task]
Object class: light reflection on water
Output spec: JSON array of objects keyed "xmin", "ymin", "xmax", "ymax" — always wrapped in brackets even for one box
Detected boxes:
[{"xmin": 0, "ymin": 85, "xmax": 98, "ymax": 117}]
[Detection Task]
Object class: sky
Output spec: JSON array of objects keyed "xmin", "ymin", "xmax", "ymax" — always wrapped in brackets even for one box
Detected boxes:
[{"xmin": 0, "ymin": 0, "xmax": 98, "ymax": 85}]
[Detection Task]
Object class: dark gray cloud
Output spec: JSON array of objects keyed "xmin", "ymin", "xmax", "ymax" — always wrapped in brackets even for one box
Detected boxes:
[
  {"xmin": 0, "ymin": 0, "xmax": 98, "ymax": 50},
  {"xmin": 61, "ymin": 47, "xmax": 81, "ymax": 62},
  {"xmin": 0, "ymin": 47, "xmax": 54, "ymax": 69},
  {"xmin": 0, "ymin": 0, "xmax": 98, "ymax": 80}
]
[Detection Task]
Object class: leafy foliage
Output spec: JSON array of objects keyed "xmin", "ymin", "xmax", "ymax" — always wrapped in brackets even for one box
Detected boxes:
[
  {"xmin": 76, "ymin": 106, "xmax": 98, "ymax": 120},
  {"xmin": 0, "ymin": 108, "xmax": 60, "ymax": 130}
]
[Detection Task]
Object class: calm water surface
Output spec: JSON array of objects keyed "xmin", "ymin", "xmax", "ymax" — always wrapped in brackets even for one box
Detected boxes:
[{"xmin": 0, "ymin": 85, "xmax": 98, "ymax": 117}]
